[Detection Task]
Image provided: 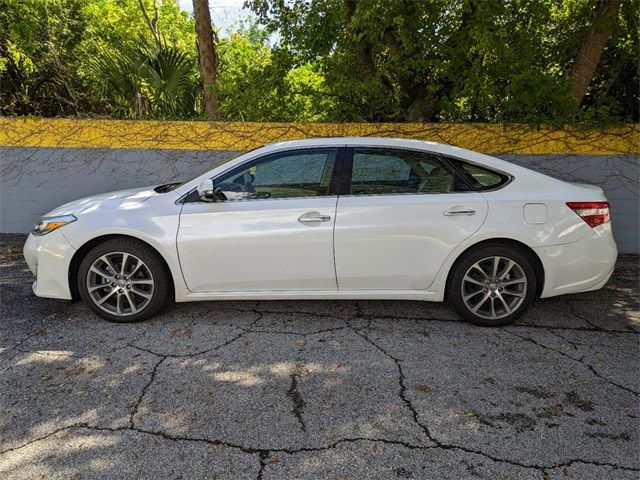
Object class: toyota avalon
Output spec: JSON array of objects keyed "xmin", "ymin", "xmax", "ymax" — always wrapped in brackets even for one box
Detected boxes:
[{"xmin": 23, "ymin": 137, "xmax": 617, "ymax": 326}]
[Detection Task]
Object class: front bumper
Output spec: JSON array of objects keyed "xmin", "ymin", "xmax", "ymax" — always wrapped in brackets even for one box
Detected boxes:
[
  {"xmin": 23, "ymin": 231, "xmax": 76, "ymax": 300},
  {"xmin": 536, "ymin": 223, "xmax": 618, "ymax": 298}
]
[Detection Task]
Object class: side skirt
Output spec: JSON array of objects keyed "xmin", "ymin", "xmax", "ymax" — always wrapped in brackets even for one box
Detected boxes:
[{"xmin": 174, "ymin": 288, "xmax": 444, "ymax": 303}]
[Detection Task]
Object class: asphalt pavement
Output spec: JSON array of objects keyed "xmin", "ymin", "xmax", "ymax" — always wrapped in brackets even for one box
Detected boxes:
[{"xmin": 1, "ymin": 234, "xmax": 638, "ymax": 479}]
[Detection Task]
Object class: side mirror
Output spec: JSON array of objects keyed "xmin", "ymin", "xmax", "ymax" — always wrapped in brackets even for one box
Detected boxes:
[{"xmin": 197, "ymin": 180, "xmax": 224, "ymax": 202}]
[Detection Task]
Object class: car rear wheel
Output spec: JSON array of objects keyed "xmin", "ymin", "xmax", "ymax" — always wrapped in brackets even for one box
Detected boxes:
[
  {"xmin": 449, "ymin": 244, "xmax": 537, "ymax": 327},
  {"xmin": 78, "ymin": 238, "xmax": 169, "ymax": 322}
]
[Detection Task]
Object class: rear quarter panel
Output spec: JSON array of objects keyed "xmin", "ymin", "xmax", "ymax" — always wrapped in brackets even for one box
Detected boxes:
[{"xmin": 430, "ymin": 167, "xmax": 610, "ymax": 292}]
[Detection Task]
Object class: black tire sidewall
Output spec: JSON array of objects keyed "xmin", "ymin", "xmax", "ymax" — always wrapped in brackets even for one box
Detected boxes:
[
  {"xmin": 77, "ymin": 238, "xmax": 169, "ymax": 323},
  {"xmin": 449, "ymin": 244, "xmax": 537, "ymax": 327}
]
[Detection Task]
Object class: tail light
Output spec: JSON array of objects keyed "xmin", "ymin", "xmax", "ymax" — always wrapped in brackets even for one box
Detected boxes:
[{"xmin": 566, "ymin": 202, "xmax": 611, "ymax": 228}]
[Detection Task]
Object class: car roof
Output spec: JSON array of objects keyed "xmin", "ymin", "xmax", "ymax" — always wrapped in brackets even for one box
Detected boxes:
[
  {"xmin": 264, "ymin": 136, "xmax": 441, "ymax": 149},
  {"xmin": 259, "ymin": 136, "xmax": 488, "ymax": 160},
  {"xmin": 258, "ymin": 136, "xmax": 496, "ymax": 166}
]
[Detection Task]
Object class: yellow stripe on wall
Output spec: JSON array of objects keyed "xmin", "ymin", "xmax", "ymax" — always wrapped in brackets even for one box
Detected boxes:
[{"xmin": 0, "ymin": 118, "xmax": 637, "ymax": 155}]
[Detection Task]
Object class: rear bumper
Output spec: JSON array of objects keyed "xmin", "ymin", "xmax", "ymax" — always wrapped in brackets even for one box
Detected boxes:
[
  {"xmin": 23, "ymin": 231, "xmax": 76, "ymax": 300},
  {"xmin": 536, "ymin": 223, "xmax": 617, "ymax": 298}
]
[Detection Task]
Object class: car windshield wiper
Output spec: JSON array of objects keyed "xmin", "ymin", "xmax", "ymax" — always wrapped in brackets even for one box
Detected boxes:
[{"xmin": 154, "ymin": 182, "xmax": 182, "ymax": 193}]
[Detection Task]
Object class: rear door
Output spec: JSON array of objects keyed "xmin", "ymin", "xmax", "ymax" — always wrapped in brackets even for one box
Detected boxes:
[{"xmin": 334, "ymin": 147, "xmax": 489, "ymax": 291}]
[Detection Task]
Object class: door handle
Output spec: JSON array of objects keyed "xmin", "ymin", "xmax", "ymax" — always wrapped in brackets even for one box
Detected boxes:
[
  {"xmin": 298, "ymin": 211, "xmax": 332, "ymax": 225},
  {"xmin": 444, "ymin": 209, "xmax": 476, "ymax": 216}
]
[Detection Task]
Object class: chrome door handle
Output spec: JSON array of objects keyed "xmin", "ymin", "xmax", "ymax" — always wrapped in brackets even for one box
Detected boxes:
[
  {"xmin": 298, "ymin": 211, "xmax": 332, "ymax": 225},
  {"xmin": 444, "ymin": 209, "xmax": 476, "ymax": 216}
]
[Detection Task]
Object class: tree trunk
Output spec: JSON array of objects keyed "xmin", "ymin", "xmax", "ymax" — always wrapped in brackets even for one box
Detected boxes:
[
  {"xmin": 138, "ymin": 0, "xmax": 161, "ymax": 46},
  {"xmin": 343, "ymin": 0, "xmax": 376, "ymax": 82},
  {"xmin": 569, "ymin": 0, "xmax": 620, "ymax": 106},
  {"xmin": 342, "ymin": 0, "xmax": 396, "ymax": 120},
  {"xmin": 192, "ymin": 0, "xmax": 220, "ymax": 119}
]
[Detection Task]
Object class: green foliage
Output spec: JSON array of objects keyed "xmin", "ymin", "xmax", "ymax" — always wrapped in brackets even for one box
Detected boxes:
[
  {"xmin": 0, "ymin": 0, "xmax": 197, "ymax": 117},
  {"xmin": 0, "ymin": 0, "xmax": 89, "ymax": 115},
  {"xmin": 1, "ymin": 0, "xmax": 637, "ymax": 124},
  {"xmin": 216, "ymin": 24, "xmax": 335, "ymax": 121},
  {"xmin": 87, "ymin": 43, "xmax": 200, "ymax": 118},
  {"xmin": 247, "ymin": 0, "xmax": 639, "ymax": 125},
  {"xmin": 501, "ymin": 72, "xmax": 576, "ymax": 125}
]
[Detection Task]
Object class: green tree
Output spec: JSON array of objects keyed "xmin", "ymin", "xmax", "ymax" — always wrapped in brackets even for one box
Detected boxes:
[
  {"xmin": 0, "ymin": 0, "xmax": 88, "ymax": 115},
  {"xmin": 247, "ymin": 0, "xmax": 639, "ymax": 124},
  {"xmin": 0, "ymin": 0, "xmax": 197, "ymax": 117},
  {"xmin": 1, "ymin": 0, "xmax": 637, "ymax": 123},
  {"xmin": 216, "ymin": 24, "xmax": 334, "ymax": 121}
]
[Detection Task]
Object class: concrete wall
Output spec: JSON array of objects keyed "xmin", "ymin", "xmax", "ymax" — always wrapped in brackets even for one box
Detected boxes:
[{"xmin": 1, "ymin": 119, "xmax": 638, "ymax": 252}]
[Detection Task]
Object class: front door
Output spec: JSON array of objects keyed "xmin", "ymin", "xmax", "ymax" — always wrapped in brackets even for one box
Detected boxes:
[{"xmin": 177, "ymin": 148, "xmax": 340, "ymax": 293}]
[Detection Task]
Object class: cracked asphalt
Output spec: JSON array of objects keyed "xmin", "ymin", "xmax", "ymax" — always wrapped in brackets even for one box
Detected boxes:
[{"xmin": 0, "ymin": 234, "xmax": 638, "ymax": 479}]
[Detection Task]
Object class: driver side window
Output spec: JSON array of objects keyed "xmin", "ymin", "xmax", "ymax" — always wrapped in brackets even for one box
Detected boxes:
[{"xmin": 212, "ymin": 148, "xmax": 338, "ymax": 201}]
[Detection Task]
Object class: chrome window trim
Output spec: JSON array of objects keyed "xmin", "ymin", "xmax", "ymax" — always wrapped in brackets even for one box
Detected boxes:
[
  {"xmin": 180, "ymin": 194, "xmax": 339, "ymax": 205},
  {"xmin": 345, "ymin": 145, "xmax": 514, "ymax": 197}
]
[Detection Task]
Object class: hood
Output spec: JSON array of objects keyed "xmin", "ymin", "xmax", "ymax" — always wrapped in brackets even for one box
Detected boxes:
[{"xmin": 45, "ymin": 186, "xmax": 156, "ymax": 217}]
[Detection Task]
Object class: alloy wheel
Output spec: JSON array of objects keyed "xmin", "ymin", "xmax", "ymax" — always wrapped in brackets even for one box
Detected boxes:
[
  {"xmin": 86, "ymin": 252, "xmax": 154, "ymax": 317},
  {"xmin": 461, "ymin": 256, "xmax": 528, "ymax": 320}
]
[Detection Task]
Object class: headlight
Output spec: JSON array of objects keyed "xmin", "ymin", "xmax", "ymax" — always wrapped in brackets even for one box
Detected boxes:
[{"xmin": 32, "ymin": 214, "xmax": 77, "ymax": 236}]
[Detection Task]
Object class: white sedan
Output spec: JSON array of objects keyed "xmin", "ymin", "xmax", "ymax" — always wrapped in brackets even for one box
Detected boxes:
[{"xmin": 23, "ymin": 137, "xmax": 617, "ymax": 326}]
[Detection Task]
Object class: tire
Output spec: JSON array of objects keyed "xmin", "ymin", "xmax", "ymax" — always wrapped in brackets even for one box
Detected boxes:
[
  {"xmin": 448, "ymin": 244, "xmax": 537, "ymax": 327},
  {"xmin": 78, "ymin": 238, "xmax": 170, "ymax": 322}
]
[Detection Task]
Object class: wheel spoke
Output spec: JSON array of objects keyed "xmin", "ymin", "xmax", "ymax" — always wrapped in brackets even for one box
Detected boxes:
[
  {"xmin": 89, "ymin": 284, "xmax": 107, "ymax": 293},
  {"xmin": 471, "ymin": 292, "xmax": 491, "ymax": 313},
  {"xmin": 502, "ymin": 278, "xmax": 526, "ymax": 286},
  {"xmin": 471, "ymin": 263, "xmax": 490, "ymax": 281},
  {"xmin": 499, "ymin": 260, "xmax": 516, "ymax": 280},
  {"xmin": 130, "ymin": 279, "xmax": 153, "ymax": 285},
  {"xmin": 131, "ymin": 288, "xmax": 152, "ymax": 299},
  {"xmin": 489, "ymin": 296, "xmax": 497, "ymax": 318},
  {"xmin": 116, "ymin": 295, "xmax": 123, "ymax": 315},
  {"xmin": 97, "ymin": 289, "xmax": 116, "ymax": 305},
  {"xmin": 124, "ymin": 290, "xmax": 138, "ymax": 313},
  {"xmin": 130, "ymin": 259, "xmax": 142, "ymax": 276},
  {"xmin": 497, "ymin": 292, "xmax": 512, "ymax": 314},
  {"xmin": 491, "ymin": 257, "xmax": 500, "ymax": 279},
  {"xmin": 90, "ymin": 266, "xmax": 111, "ymax": 280},
  {"xmin": 503, "ymin": 289, "xmax": 526, "ymax": 298},
  {"xmin": 463, "ymin": 275, "xmax": 486, "ymax": 287},
  {"xmin": 120, "ymin": 253, "xmax": 129, "ymax": 276},
  {"xmin": 463, "ymin": 289, "xmax": 484, "ymax": 302},
  {"xmin": 100, "ymin": 255, "xmax": 118, "ymax": 275}
]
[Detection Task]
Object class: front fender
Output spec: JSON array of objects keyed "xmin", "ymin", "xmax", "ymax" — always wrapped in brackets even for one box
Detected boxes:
[{"xmin": 62, "ymin": 205, "xmax": 187, "ymax": 296}]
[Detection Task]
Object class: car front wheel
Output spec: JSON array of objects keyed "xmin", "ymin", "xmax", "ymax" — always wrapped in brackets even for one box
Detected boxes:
[
  {"xmin": 78, "ymin": 238, "xmax": 169, "ymax": 322},
  {"xmin": 449, "ymin": 244, "xmax": 537, "ymax": 327}
]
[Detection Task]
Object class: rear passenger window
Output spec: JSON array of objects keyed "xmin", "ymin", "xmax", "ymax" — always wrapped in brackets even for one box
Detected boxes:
[
  {"xmin": 350, "ymin": 148, "xmax": 468, "ymax": 195},
  {"xmin": 448, "ymin": 159, "xmax": 510, "ymax": 191}
]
